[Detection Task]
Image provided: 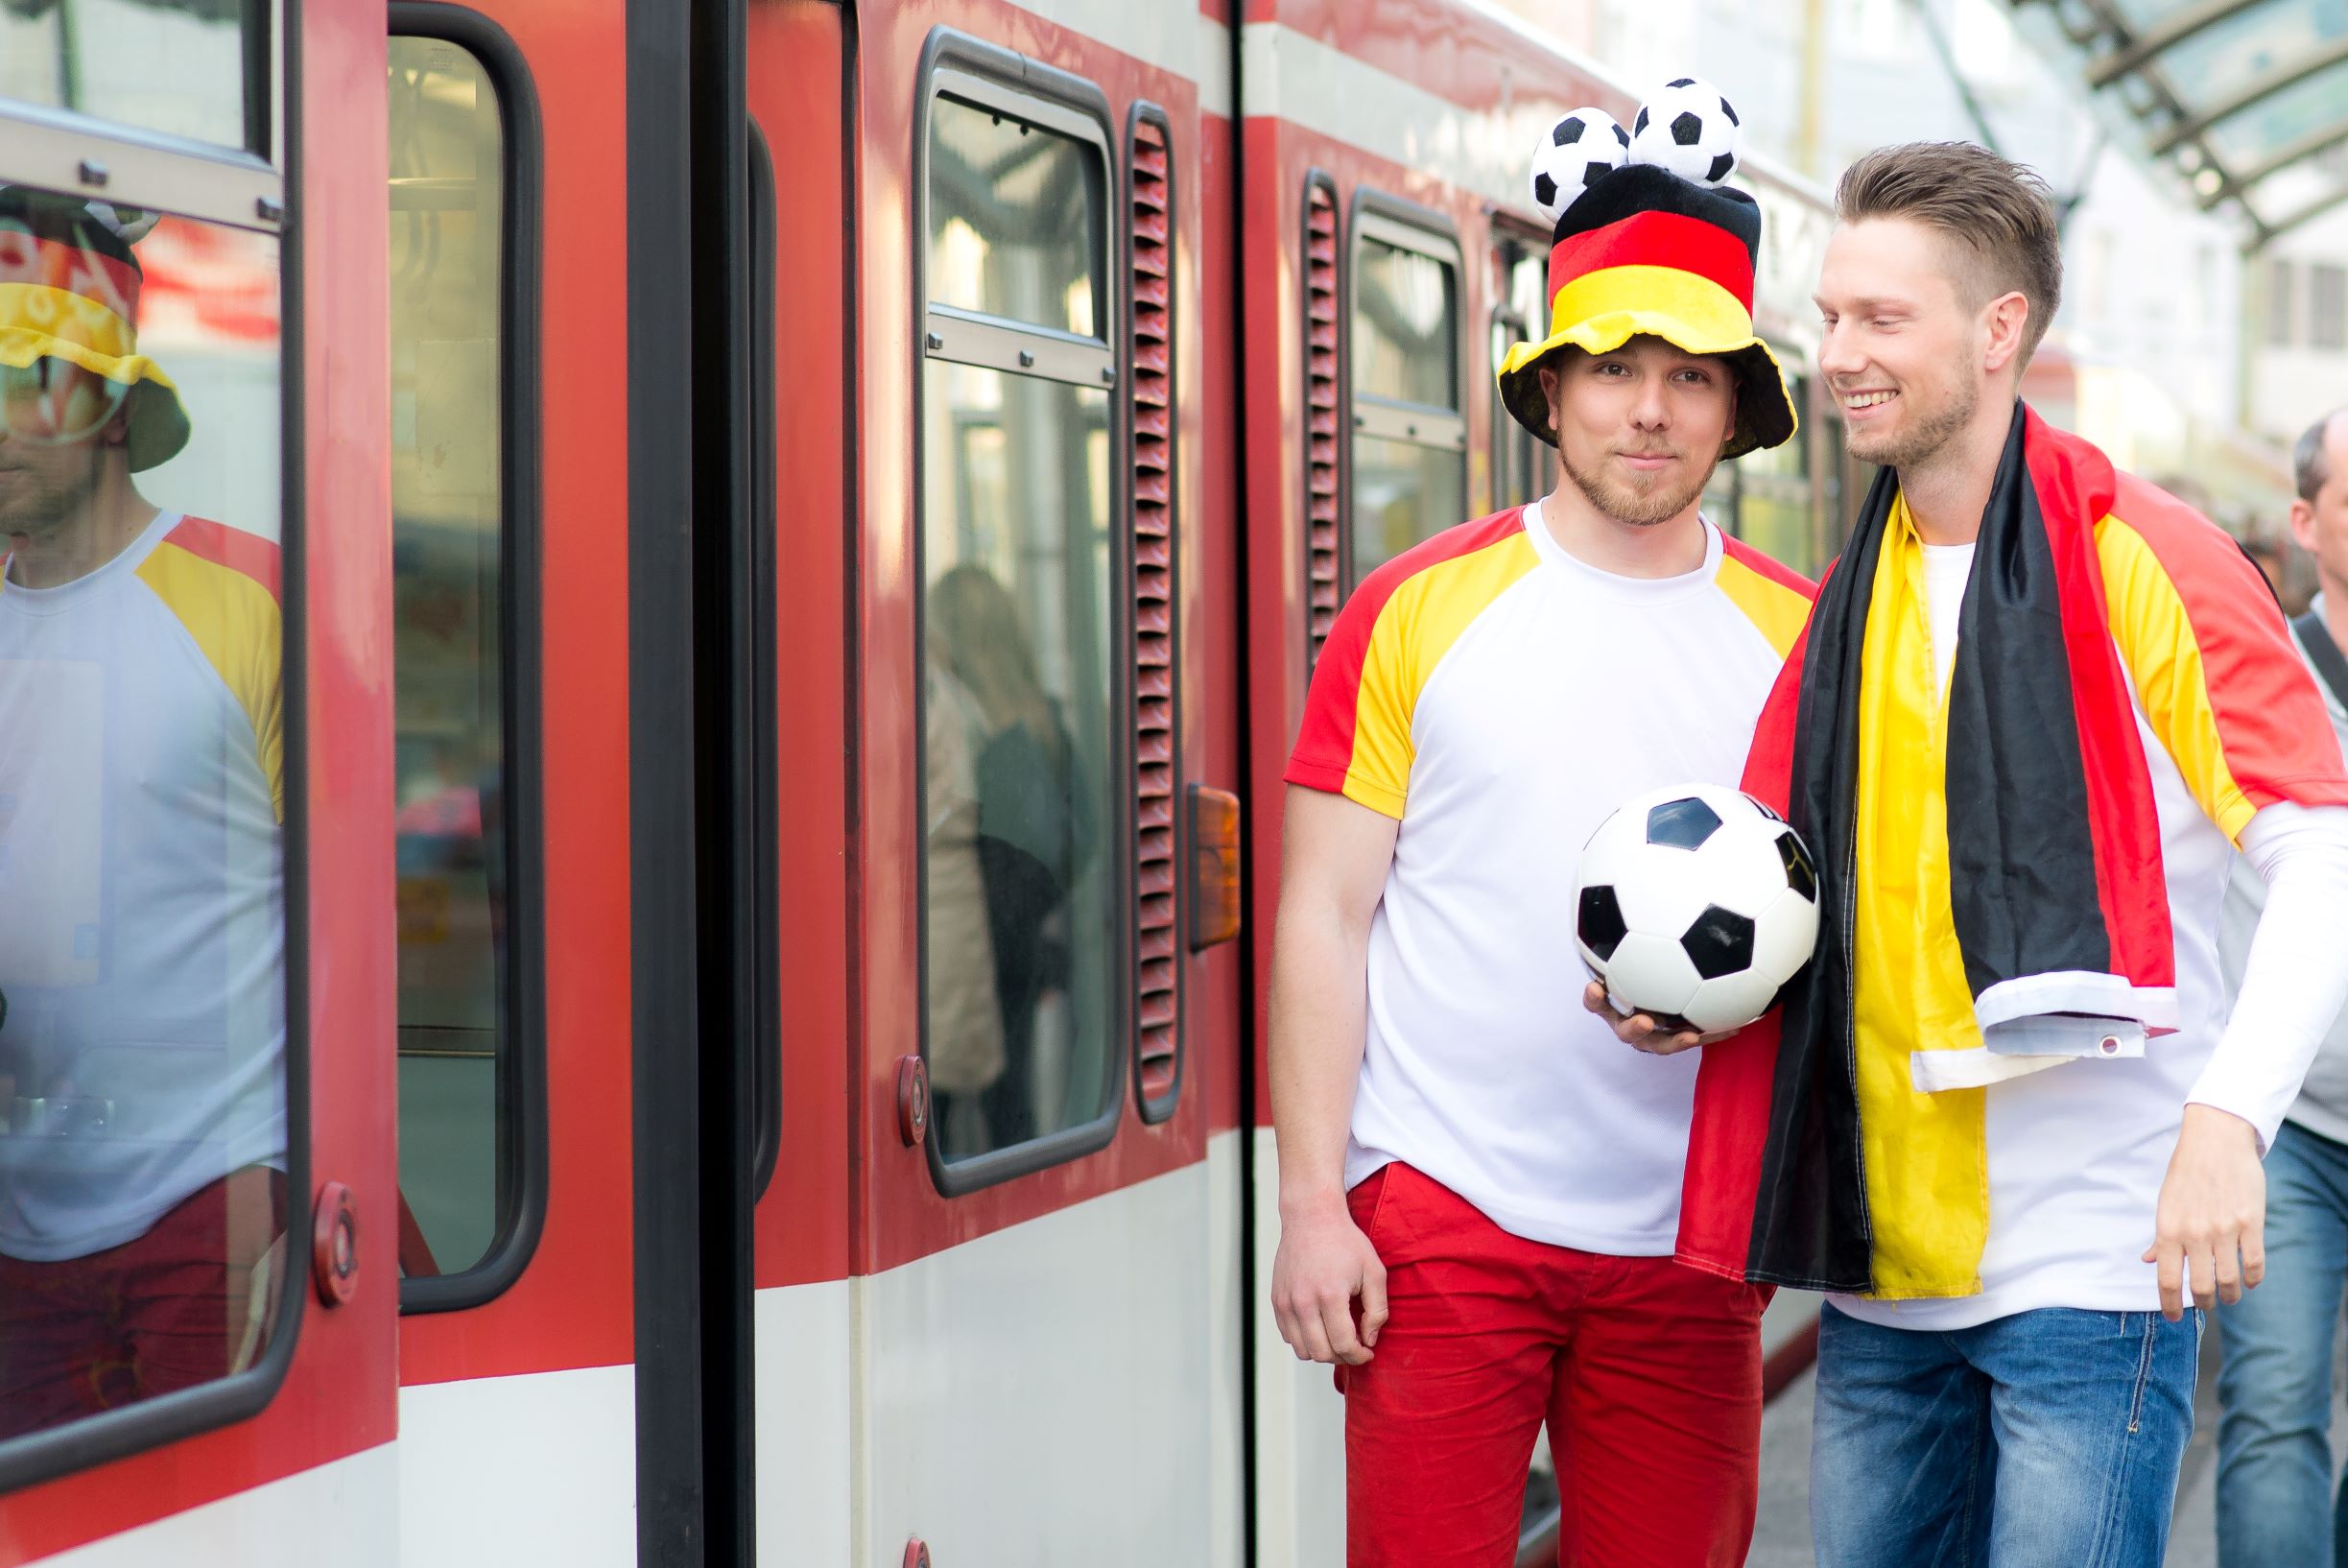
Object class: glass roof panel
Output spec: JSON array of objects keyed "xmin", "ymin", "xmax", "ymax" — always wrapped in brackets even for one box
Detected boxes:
[
  {"xmin": 2154, "ymin": 0, "xmax": 2342, "ymax": 113},
  {"xmin": 2204, "ymin": 59, "xmax": 2348, "ymax": 166}
]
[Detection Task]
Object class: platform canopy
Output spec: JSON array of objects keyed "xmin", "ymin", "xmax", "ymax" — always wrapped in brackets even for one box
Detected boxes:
[{"xmin": 2009, "ymin": 0, "xmax": 2348, "ymax": 249}]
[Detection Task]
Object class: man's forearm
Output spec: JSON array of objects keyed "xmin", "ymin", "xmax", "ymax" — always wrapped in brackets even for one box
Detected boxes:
[
  {"xmin": 2190, "ymin": 802, "xmax": 2348, "ymax": 1145},
  {"xmin": 1268, "ymin": 897, "xmax": 1372, "ymax": 1219}
]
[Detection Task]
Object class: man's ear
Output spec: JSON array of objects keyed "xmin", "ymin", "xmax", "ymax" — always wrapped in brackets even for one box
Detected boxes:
[
  {"xmin": 2289, "ymin": 496, "xmax": 2319, "ymax": 556},
  {"xmin": 1980, "ymin": 290, "xmax": 2030, "ymax": 376}
]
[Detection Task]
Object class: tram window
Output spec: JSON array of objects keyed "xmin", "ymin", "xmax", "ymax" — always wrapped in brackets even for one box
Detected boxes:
[
  {"xmin": 1489, "ymin": 237, "xmax": 1548, "ymax": 513},
  {"xmin": 0, "ymin": 186, "xmax": 293, "ymax": 1447},
  {"xmin": 389, "ymin": 35, "xmax": 534, "ymax": 1289},
  {"xmin": 1349, "ymin": 211, "xmax": 1465, "ymax": 582},
  {"xmin": 1730, "ymin": 374, "xmax": 1818, "ymax": 577},
  {"xmin": 927, "ymin": 94, "xmax": 1105, "ymax": 340},
  {"xmin": 919, "ymin": 74, "xmax": 1121, "ymax": 1174},
  {"xmin": 0, "ymin": 0, "xmax": 270, "ymax": 154}
]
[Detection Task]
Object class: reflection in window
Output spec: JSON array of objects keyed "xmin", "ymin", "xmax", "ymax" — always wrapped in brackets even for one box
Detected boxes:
[
  {"xmin": 927, "ymin": 94, "xmax": 1103, "ymax": 338},
  {"xmin": 921, "ymin": 87, "xmax": 1118, "ymax": 1164},
  {"xmin": 389, "ymin": 36, "xmax": 512, "ymax": 1278},
  {"xmin": 0, "ymin": 187, "xmax": 288, "ymax": 1441},
  {"xmin": 0, "ymin": 0, "xmax": 266, "ymax": 153},
  {"xmin": 1350, "ymin": 225, "xmax": 1464, "ymax": 582}
]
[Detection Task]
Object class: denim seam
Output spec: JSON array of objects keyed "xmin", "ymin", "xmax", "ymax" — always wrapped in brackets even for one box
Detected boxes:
[{"xmin": 2125, "ymin": 1312, "xmax": 2155, "ymax": 1435}]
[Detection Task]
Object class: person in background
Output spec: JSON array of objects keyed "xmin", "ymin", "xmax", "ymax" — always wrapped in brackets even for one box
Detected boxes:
[{"xmin": 2214, "ymin": 406, "xmax": 2348, "ymax": 1568}]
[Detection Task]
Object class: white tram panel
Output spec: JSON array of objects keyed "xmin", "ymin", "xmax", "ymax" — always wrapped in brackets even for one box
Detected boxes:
[
  {"xmin": 30, "ymin": 1444, "xmax": 398, "ymax": 1568},
  {"xmin": 855, "ymin": 1157, "xmax": 1228, "ymax": 1568},
  {"xmin": 396, "ymin": 1363, "xmax": 638, "ymax": 1568}
]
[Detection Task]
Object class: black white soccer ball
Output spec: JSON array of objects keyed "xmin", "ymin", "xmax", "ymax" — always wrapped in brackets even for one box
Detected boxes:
[
  {"xmin": 1530, "ymin": 107, "xmax": 1629, "ymax": 226},
  {"xmin": 1575, "ymin": 783, "xmax": 1818, "ymax": 1034},
  {"xmin": 1627, "ymin": 77, "xmax": 1743, "ymax": 188}
]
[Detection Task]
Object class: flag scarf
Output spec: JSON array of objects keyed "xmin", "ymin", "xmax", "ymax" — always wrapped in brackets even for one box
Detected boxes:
[{"xmin": 1678, "ymin": 405, "xmax": 2185, "ymax": 1294}]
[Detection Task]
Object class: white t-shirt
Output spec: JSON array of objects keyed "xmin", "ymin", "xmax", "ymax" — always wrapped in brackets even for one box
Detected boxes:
[
  {"xmin": 0, "ymin": 511, "xmax": 287, "ymax": 1261},
  {"xmin": 1285, "ymin": 501, "xmax": 1813, "ymax": 1253},
  {"xmin": 1837, "ymin": 545, "xmax": 2348, "ymax": 1328}
]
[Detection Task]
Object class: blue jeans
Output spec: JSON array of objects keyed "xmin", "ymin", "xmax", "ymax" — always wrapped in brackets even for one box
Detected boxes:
[
  {"xmin": 2216, "ymin": 1118, "xmax": 2348, "ymax": 1568},
  {"xmin": 1811, "ymin": 1300, "xmax": 2200, "ymax": 1568}
]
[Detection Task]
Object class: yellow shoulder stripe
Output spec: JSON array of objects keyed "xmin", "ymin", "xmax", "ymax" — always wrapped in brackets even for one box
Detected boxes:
[{"xmin": 137, "ymin": 539, "xmax": 286, "ymax": 822}]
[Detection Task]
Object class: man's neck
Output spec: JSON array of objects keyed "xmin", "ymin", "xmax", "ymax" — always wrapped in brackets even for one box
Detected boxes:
[
  {"xmin": 1538, "ymin": 486, "xmax": 1708, "ymax": 580},
  {"xmin": 1895, "ymin": 397, "xmax": 2017, "ymax": 547},
  {"xmin": 5, "ymin": 492, "xmax": 158, "ymax": 590}
]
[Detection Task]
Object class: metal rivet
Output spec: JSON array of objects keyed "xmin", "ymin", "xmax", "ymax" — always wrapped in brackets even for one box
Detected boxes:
[
  {"xmin": 1102, "ymin": 366, "xmax": 1117, "ymax": 385},
  {"xmin": 255, "ymin": 195, "xmax": 284, "ymax": 224},
  {"xmin": 925, "ymin": 331, "xmax": 942, "ymax": 352},
  {"xmin": 77, "ymin": 159, "xmax": 107, "ymax": 188},
  {"xmin": 1017, "ymin": 349, "xmax": 1035, "ymax": 368}
]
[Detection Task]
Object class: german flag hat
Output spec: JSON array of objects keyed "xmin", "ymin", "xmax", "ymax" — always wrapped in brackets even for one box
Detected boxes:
[
  {"xmin": 0, "ymin": 188, "xmax": 189, "ymax": 473},
  {"xmin": 1497, "ymin": 79, "xmax": 1796, "ymax": 461}
]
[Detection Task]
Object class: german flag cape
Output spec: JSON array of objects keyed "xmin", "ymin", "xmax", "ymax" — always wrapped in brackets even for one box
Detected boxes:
[{"xmin": 1677, "ymin": 405, "xmax": 2178, "ymax": 1292}]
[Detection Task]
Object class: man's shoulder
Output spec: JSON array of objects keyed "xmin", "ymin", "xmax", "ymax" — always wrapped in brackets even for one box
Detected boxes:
[
  {"xmin": 145, "ymin": 515, "xmax": 282, "ymax": 606},
  {"xmin": 1717, "ymin": 533, "xmax": 1817, "ymax": 603},
  {"xmin": 1356, "ymin": 507, "xmax": 1533, "ymax": 602}
]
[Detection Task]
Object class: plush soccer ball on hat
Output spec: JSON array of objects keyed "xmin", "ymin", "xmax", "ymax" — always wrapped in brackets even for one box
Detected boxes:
[
  {"xmin": 1575, "ymin": 783, "xmax": 1818, "ymax": 1034},
  {"xmin": 1627, "ymin": 77, "xmax": 1743, "ymax": 188},
  {"xmin": 1530, "ymin": 107, "xmax": 1630, "ymax": 226}
]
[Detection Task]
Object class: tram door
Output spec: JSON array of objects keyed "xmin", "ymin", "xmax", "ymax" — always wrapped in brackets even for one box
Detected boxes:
[
  {"xmin": 746, "ymin": 5, "xmax": 1251, "ymax": 1562},
  {"xmin": 0, "ymin": 5, "xmax": 402, "ymax": 1564}
]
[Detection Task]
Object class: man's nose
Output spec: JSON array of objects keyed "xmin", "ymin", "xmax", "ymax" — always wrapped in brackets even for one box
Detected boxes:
[
  {"xmin": 1818, "ymin": 320, "xmax": 1862, "ymax": 379},
  {"xmin": 1629, "ymin": 375, "xmax": 1670, "ymax": 427}
]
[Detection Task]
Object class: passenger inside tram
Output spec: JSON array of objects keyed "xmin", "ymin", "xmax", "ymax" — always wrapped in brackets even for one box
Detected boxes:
[{"xmin": 0, "ymin": 186, "xmax": 289, "ymax": 1442}]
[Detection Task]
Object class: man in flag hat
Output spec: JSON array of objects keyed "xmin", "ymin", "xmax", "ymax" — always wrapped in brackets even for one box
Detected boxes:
[
  {"xmin": 1268, "ymin": 79, "xmax": 1813, "ymax": 1565},
  {"xmin": 0, "ymin": 187, "xmax": 289, "ymax": 1439},
  {"xmin": 1619, "ymin": 141, "xmax": 2348, "ymax": 1563}
]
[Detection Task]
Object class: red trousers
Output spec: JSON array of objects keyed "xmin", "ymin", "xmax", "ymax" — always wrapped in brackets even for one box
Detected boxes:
[
  {"xmin": 1340, "ymin": 1163, "xmax": 1767, "ymax": 1568},
  {"xmin": 0, "ymin": 1168, "xmax": 286, "ymax": 1442}
]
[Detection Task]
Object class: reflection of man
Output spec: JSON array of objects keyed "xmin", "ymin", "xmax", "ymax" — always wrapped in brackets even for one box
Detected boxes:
[
  {"xmin": 1668, "ymin": 145, "xmax": 2348, "ymax": 1565},
  {"xmin": 2214, "ymin": 407, "xmax": 2348, "ymax": 1568},
  {"xmin": 0, "ymin": 191, "xmax": 286, "ymax": 1438},
  {"xmin": 1269, "ymin": 98, "xmax": 1814, "ymax": 1564}
]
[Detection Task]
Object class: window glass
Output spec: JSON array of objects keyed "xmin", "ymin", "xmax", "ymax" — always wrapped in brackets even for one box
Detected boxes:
[
  {"xmin": 1490, "ymin": 242, "xmax": 1549, "ymax": 512},
  {"xmin": 2268, "ymin": 258, "xmax": 2296, "ymax": 347},
  {"xmin": 1729, "ymin": 375, "xmax": 1817, "ymax": 575},
  {"xmin": 920, "ymin": 357, "xmax": 1117, "ymax": 1160},
  {"xmin": 927, "ymin": 94, "xmax": 1103, "ymax": 338},
  {"xmin": 1354, "ymin": 237, "xmax": 1457, "ymax": 408},
  {"xmin": 388, "ymin": 36, "xmax": 511, "ymax": 1279},
  {"xmin": 1354, "ymin": 435, "xmax": 1467, "ymax": 582},
  {"xmin": 0, "ymin": 184, "xmax": 288, "ymax": 1442},
  {"xmin": 2312, "ymin": 263, "xmax": 2347, "ymax": 353},
  {"xmin": 0, "ymin": 0, "xmax": 267, "ymax": 154}
]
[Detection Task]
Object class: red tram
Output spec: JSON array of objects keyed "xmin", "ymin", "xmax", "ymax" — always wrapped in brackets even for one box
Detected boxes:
[{"xmin": 0, "ymin": 1, "xmax": 1843, "ymax": 1562}]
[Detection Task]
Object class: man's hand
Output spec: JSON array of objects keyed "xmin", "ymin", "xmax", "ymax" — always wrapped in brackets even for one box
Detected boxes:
[
  {"xmin": 2144, "ymin": 1103, "xmax": 2266, "ymax": 1321},
  {"xmin": 1582, "ymin": 981, "xmax": 1724, "ymax": 1056},
  {"xmin": 1269, "ymin": 1195, "xmax": 1388, "ymax": 1366}
]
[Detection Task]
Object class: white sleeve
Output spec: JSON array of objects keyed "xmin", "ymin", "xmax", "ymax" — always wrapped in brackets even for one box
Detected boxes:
[{"xmin": 2187, "ymin": 801, "xmax": 2348, "ymax": 1150}]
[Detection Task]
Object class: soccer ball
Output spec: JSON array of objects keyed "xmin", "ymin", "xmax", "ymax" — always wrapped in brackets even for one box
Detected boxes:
[
  {"xmin": 1627, "ymin": 77, "xmax": 1743, "ymax": 187},
  {"xmin": 1574, "ymin": 783, "xmax": 1818, "ymax": 1034},
  {"xmin": 1530, "ymin": 107, "xmax": 1630, "ymax": 226}
]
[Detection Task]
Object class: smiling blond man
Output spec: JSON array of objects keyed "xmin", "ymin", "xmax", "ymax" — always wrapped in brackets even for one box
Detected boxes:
[{"xmin": 1656, "ymin": 142, "xmax": 2348, "ymax": 1567}]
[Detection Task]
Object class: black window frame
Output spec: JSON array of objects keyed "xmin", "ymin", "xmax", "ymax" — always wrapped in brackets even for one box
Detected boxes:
[
  {"xmin": 1342, "ymin": 189, "xmax": 1467, "ymax": 593},
  {"xmin": 388, "ymin": 1, "xmax": 549, "ymax": 1316},
  {"xmin": 0, "ymin": 0, "xmax": 309, "ymax": 1497},
  {"xmin": 912, "ymin": 27, "xmax": 1130, "ymax": 1197}
]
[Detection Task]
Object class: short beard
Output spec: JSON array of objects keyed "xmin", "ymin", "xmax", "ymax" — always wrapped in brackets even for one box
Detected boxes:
[
  {"xmin": 1847, "ymin": 372, "xmax": 1977, "ymax": 470},
  {"xmin": 1561, "ymin": 444, "xmax": 1719, "ymax": 528}
]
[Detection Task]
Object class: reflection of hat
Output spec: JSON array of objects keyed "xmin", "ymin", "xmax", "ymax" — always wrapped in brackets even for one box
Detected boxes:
[
  {"xmin": 0, "ymin": 189, "xmax": 189, "ymax": 471},
  {"xmin": 1498, "ymin": 85, "xmax": 1796, "ymax": 460}
]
